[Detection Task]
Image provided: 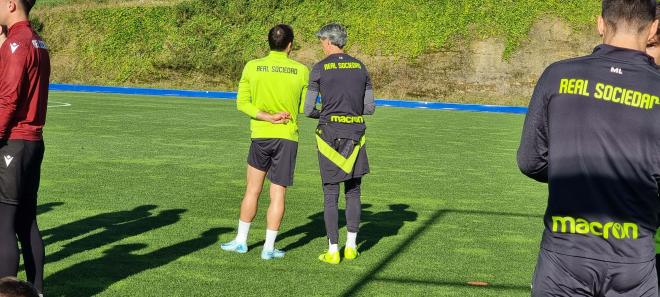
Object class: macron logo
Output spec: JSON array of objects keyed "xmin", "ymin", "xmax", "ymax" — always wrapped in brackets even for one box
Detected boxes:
[
  {"xmin": 9, "ymin": 43, "xmax": 18, "ymax": 53},
  {"xmin": 610, "ymin": 67, "xmax": 623, "ymax": 75},
  {"xmin": 3, "ymin": 155, "xmax": 13, "ymax": 167}
]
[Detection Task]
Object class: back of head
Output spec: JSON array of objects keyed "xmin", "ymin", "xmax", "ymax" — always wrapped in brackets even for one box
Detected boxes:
[
  {"xmin": 316, "ymin": 23, "xmax": 348, "ymax": 49},
  {"xmin": 0, "ymin": 0, "xmax": 35, "ymax": 27},
  {"xmin": 0, "ymin": 278, "xmax": 39, "ymax": 297},
  {"xmin": 20, "ymin": 0, "xmax": 35, "ymax": 14},
  {"xmin": 268, "ymin": 24, "xmax": 294, "ymax": 52},
  {"xmin": 602, "ymin": 0, "xmax": 656, "ymax": 33},
  {"xmin": 647, "ymin": 4, "xmax": 660, "ymax": 44}
]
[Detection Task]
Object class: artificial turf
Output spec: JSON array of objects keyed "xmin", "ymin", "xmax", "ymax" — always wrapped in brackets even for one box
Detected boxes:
[{"xmin": 34, "ymin": 91, "xmax": 550, "ymax": 296}]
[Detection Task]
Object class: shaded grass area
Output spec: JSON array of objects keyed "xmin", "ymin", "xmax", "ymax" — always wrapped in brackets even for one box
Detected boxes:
[{"xmin": 35, "ymin": 92, "xmax": 552, "ymax": 296}]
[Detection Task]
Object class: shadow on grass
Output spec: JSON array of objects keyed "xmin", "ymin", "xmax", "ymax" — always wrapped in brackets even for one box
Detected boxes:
[
  {"xmin": 340, "ymin": 208, "xmax": 542, "ymax": 296},
  {"xmin": 45, "ymin": 227, "xmax": 231, "ymax": 297},
  {"xmin": 38, "ymin": 204, "xmax": 204, "ymax": 296},
  {"xmin": 37, "ymin": 202, "xmax": 64, "ymax": 215},
  {"xmin": 42, "ymin": 205, "xmax": 159, "ymax": 245},
  {"xmin": 270, "ymin": 204, "xmax": 374, "ymax": 252},
  {"xmin": 357, "ymin": 204, "xmax": 417, "ymax": 253},
  {"xmin": 46, "ymin": 208, "xmax": 187, "ymax": 264},
  {"xmin": 247, "ymin": 204, "xmax": 417, "ymax": 253}
]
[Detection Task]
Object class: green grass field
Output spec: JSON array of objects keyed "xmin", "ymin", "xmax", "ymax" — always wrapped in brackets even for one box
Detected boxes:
[{"xmin": 34, "ymin": 91, "xmax": 550, "ymax": 296}]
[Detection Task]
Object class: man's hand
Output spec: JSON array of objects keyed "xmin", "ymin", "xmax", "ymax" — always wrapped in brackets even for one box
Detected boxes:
[
  {"xmin": 270, "ymin": 112, "xmax": 291, "ymax": 124},
  {"xmin": 257, "ymin": 111, "xmax": 291, "ymax": 124}
]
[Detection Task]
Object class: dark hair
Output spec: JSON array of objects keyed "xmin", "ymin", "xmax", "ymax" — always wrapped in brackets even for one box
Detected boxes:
[
  {"xmin": 656, "ymin": 3, "xmax": 660, "ymax": 35},
  {"xmin": 268, "ymin": 24, "xmax": 294, "ymax": 51},
  {"xmin": 0, "ymin": 278, "xmax": 39, "ymax": 297},
  {"xmin": 602, "ymin": 0, "xmax": 657, "ymax": 33},
  {"xmin": 19, "ymin": 0, "xmax": 35, "ymax": 14}
]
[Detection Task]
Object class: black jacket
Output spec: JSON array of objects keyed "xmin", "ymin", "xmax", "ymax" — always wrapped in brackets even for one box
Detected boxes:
[{"xmin": 518, "ymin": 44, "xmax": 660, "ymax": 263}]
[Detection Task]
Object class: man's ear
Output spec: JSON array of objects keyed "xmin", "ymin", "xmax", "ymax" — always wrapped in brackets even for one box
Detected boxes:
[
  {"xmin": 8, "ymin": 0, "xmax": 16, "ymax": 13},
  {"xmin": 647, "ymin": 20, "xmax": 659, "ymax": 42},
  {"xmin": 598, "ymin": 15, "xmax": 607, "ymax": 37}
]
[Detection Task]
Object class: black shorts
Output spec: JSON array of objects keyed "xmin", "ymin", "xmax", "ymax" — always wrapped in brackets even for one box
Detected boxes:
[
  {"xmin": 0, "ymin": 140, "xmax": 45, "ymax": 206},
  {"xmin": 316, "ymin": 126, "xmax": 369, "ymax": 184},
  {"xmin": 532, "ymin": 248, "xmax": 657, "ymax": 297},
  {"xmin": 247, "ymin": 139, "xmax": 298, "ymax": 187}
]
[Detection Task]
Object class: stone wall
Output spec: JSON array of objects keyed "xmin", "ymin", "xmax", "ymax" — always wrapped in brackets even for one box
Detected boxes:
[{"xmin": 293, "ymin": 17, "xmax": 600, "ymax": 106}]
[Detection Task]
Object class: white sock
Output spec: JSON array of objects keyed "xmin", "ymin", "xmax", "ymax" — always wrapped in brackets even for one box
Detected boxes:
[
  {"xmin": 328, "ymin": 240, "xmax": 338, "ymax": 253},
  {"xmin": 264, "ymin": 229, "xmax": 278, "ymax": 251},
  {"xmin": 235, "ymin": 220, "xmax": 251, "ymax": 243},
  {"xmin": 346, "ymin": 232, "xmax": 357, "ymax": 248}
]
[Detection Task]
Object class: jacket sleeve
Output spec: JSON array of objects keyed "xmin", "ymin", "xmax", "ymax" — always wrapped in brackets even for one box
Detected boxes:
[
  {"xmin": 299, "ymin": 66, "xmax": 309, "ymax": 114},
  {"xmin": 0, "ymin": 42, "xmax": 28, "ymax": 139},
  {"xmin": 304, "ymin": 65, "xmax": 321, "ymax": 119},
  {"xmin": 363, "ymin": 69, "xmax": 375, "ymax": 115},
  {"xmin": 517, "ymin": 68, "xmax": 552, "ymax": 183},
  {"xmin": 236, "ymin": 62, "xmax": 260, "ymax": 118}
]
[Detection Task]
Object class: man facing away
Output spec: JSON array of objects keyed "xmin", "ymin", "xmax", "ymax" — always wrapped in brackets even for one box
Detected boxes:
[
  {"xmin": 518, "ymin": 0, "xmax": 660, "ymax": 295},
  {"xmin": 0, "ymin": 0, "xmax": 50, "ymax": 296},
  {"xmin": 304, "ymin": 23, "xmax": 375, "ymax": 264},
  {"xmin": 221, "ymin": 24, "xmax": 309, "ymax": 260}
]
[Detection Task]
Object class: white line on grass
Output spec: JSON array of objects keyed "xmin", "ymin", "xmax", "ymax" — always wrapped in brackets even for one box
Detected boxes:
[{"xmin": 48, "ymin": 101, "xmax": 72, "ymax": 108}]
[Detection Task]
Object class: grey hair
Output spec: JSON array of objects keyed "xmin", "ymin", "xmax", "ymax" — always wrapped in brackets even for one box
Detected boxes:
[{"xmin": 316, "ymin": 23, "xmax": 347, "ymax": 48}]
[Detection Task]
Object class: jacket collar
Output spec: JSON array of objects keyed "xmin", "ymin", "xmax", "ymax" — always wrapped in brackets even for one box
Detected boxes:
[{"xmin": 592, "ymin": 44, "xmax": 655, "ymax": 65}]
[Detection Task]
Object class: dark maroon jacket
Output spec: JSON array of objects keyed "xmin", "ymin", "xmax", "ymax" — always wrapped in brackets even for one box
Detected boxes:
[{"xmin": 0, "ymin": 20, "xmax": 50, "ymax": 141}]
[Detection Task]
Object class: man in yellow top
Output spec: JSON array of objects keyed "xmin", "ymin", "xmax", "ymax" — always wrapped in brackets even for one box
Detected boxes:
[{"xmin": 221, "ymin": 24, "xmax": 309, "ymax": 260}]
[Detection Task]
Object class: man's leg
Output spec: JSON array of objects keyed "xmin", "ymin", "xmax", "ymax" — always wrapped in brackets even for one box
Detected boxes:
[
  {"xmin": 344, "ymin": 178, "xmax": 361, "ymax": 259},
  {"xmin": 323, "ymin": 182, "xmax": 340, "ymax": 249},
  {"xmin": 266, "ymin": 183, "xmax": 286, "ymax": 231},
  {"xmin": 221, "ymin": 165, "xmax": 266, "ymax": 253},
  {"xmin": 239, "ymin": 165, "xmax": 267, "ymax": 225},
  {"xmin": 0, "ymin": 142, "xmax": 22, "ymax": 277},
  {"xmin": 18, "ymin": 141, "xmax": 44, "ymax": 293},
  {"xmin": 15, "ymin": 205, "xmax": 44, "ymax": 293},
  {"xmin": 263, "ymin": 183, "xmax": 286, "ymax": 254},
  {"xmin": 319, "ymin": 182, "xmax": 341, "ymax": 264},
  {"xmin": 323, "ymin": 183, "xmax": 340, "ymax": 246},
  {"xmin": 0, "ymin": 203, "xmax": 19, "ymax": 280},
  {"xmin": 237, "ymin": 139, "xmax": 271, "ymax": 242},
  {"xmin": 260, "ymin": 139, "xmax": 296, "ymax": 259},
  {"xmin": 236, "ymin": 165, "xmax": 267, "ymax": 243}
]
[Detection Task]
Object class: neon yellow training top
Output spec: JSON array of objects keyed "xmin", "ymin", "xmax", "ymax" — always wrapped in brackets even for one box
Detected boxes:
[{"xmin": 237, "ymin": 51, "xmax": 309, "ymax": 142}]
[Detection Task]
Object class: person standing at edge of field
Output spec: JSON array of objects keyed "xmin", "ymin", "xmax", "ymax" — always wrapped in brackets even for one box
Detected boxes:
[
  {"xmin": 0, "ymin": 0, "xmax": 50, "ymax": 296},
  {"xmin": 518, "ymin": 0, "xmax": 660, "ymax": 295},
  {"xmin": 304, "ymin": 23, "xmax": 375, "ymax": 265},
  {"xmin": 221, "ymin": 24, "xmax": 309, "ymax": 260}
]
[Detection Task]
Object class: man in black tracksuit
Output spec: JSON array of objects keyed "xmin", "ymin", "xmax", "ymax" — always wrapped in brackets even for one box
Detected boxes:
[
  {"xmin": 305, "ymin": 23, "xmax": 376, "ymax": 264},
  {"xmin": 518, "ymin": 1, "xmax": 660, "ymax": 296}
]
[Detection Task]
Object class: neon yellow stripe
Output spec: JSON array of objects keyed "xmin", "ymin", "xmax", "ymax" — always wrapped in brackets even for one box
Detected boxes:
[{"xmin": 316, "ymin": 135, "xmax": 366, "ymax": 173}]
